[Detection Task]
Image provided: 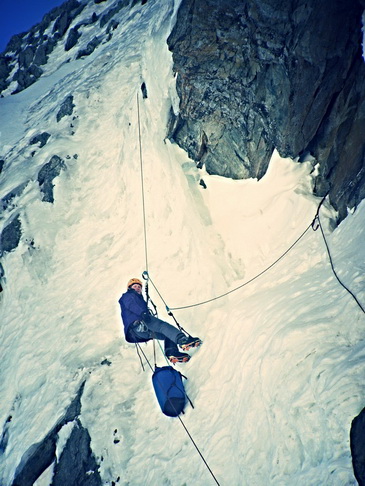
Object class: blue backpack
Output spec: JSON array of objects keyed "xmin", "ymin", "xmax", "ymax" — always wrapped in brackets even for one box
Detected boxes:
[{"xmin": 152, "ymin": 366, "xmax": 189, "ymax": 417}]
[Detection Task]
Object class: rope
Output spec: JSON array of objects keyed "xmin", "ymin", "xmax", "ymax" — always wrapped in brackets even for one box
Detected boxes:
[
  {"xmin": 134, "ymin": 101, "xmax": 363, "ymax": 317},
  {"xmin": 135, "ymin": 343, "xmax": 221, "ymax": 485},
  {"xmin": 134, "ymin": 103, "xmax": 218, "ymax": 480},
  {"xmin": 135, "ymin": 342, "xmax": 154, "ymax": 372},
  {"xmin": 156, "ymin": 339, "xmax": 175, "ymax": 366},
  {"xmin": 136, "ymin": 92, "xmax": 149, "ymax": 273},
  {"xmin": 177, "ymin": 416, "xmax": 220, "ymax": 486},
  {"xmin": 148, "ymin": 274, "xmax": 169, "ymax": 308},
  {"xmin": 316, "ymin": 211, "xmax": 365, "ymax": 314},
  {"xmin": 135, "ymin": 343, "xmax": 145, "ymax": 371},
  {"xmin": 165, "ymin": 222, "xmax": 313, "ymax": 311},
  {"xmin": 152, "ymin": 333, "xmax": 157, "ymax": 367},
  {"xmin": 148, "ymin": 193, "xmax": 364, "ymax": 315}
]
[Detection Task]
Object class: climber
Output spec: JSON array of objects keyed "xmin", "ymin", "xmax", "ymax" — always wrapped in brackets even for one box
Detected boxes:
[{"xmin": 119, "ymin": 278, "xmax": 202, "ymax": 363}]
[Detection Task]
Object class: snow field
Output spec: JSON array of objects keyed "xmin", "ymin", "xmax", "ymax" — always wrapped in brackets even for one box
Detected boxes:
[{"xmin": 0, "ymin": 0, "xmax": 364, "ymax": 485}]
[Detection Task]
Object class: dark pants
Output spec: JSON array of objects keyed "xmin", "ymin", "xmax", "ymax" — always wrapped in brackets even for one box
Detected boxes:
[{"xmin": 129, "ymin": 316, "xmax": 182, "ymax": 354}]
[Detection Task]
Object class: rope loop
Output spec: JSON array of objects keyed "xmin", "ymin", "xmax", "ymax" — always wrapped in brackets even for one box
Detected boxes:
[{"xmin": 311, "ymin": 215, "xmax": 320, "ymax": 231}]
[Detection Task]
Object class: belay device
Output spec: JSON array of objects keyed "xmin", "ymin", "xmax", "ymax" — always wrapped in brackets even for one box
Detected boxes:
[{"xmin": 152, "ymin": 366, "xmax": 187, "ymax": 417}]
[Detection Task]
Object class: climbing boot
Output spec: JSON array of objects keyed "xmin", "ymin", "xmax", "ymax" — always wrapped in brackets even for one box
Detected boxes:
[
  {"xmin": 165, "ymin": 351, "xmax": 191, "ymax": 364},
  {"xmin": 177, "ymin": 335, "xmax": 202, "ymax": 351}
]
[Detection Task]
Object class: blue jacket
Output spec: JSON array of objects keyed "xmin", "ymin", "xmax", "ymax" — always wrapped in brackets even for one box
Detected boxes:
[{"xmin": 119, "ymin": 288, "xmax": 149, "ymax": 342}]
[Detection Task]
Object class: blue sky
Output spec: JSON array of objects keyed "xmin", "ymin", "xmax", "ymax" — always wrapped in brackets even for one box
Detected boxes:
[{"xmin": 0, "ymin": 0, "xmax": 66, "ymax": 52}]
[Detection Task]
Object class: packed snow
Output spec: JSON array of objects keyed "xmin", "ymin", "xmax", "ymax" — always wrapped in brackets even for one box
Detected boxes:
[{"xmin": 0, "ymin": 0, "xmax": 364, "ymax": 485}]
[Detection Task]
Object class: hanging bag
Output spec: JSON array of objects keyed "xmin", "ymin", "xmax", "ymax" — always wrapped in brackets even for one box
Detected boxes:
[{"xmin": 152, "ymin": 366, "xmax": 187, "ymax": 417}]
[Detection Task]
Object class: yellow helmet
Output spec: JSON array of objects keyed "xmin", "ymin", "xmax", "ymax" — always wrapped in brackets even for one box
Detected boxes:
[{"xmin": 127, "ymin": 278, "xmax": 143, "ymax": 288}]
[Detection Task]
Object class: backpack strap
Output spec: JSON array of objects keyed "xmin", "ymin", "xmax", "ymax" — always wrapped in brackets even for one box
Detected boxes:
[{"xmin": 178, "ymin": 371, "xmax": 194, "ymax": 409}]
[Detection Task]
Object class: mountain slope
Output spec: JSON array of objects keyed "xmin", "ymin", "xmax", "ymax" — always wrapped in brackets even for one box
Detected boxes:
[{"xmin": 0, "ymin": 1, "xmax": 364, "ymax": 485}]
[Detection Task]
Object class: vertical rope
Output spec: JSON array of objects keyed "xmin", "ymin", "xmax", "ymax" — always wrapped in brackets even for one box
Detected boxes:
[
  {"xmin": 152, "ymin": 333, "xmax": 157, "ymax": 367},
  {"xmin": 313, "ymin": 193, "xmax": 365, "ymax": 314},
  {"xmin": 177, "ymin": 416, "xmax": 221, "ymax": 486},
  {"xmin": 135, "ymin": 343, "xmax": 145, "ymax": 371},
  {"xmin": 136, "ymin": 92, "xmax": 149, "ymax": 273},
  {"xmin": 317, "ymin": 213, "xmax": 365, "ymax": 314},
  {"xmin": 135, "ymin": 343, "xmax": 221, "ymax": 485}
]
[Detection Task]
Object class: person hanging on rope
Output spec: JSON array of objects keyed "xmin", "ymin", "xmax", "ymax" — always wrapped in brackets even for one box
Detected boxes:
[{"xmin": 119, "ymin": 278, "xmax": 202, "ymax": 363}]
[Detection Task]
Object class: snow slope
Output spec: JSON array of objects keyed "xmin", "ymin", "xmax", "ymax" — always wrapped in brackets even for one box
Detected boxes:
[{"xmin": 0, "ymin": 0, "xmax": 364, "ymax": 484}]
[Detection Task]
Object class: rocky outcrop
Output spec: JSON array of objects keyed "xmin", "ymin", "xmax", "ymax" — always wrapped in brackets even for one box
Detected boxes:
[
  {"xmin": 99, "ymin": 0, "xmax": 130, "ymax": 28},
  {"xmin": 0, "ymin": 1, "xmax": 85, "ymax": 94},
  {"xmin": 0, "ymin": 0, "xmax": 127, "ymax": 95},
  {"xmin": 309, "ymin": 56, "xmax": 365, "ymax": 221},
  {"xmin": 167, "ymin": 0, "xmax": 365, "ymax": 223},
  {"xmin": 351, "ymin": 407, "xmax": 365, "ymax": 486},
  {"xmin": 76, "ymin": 36, "xmax": 102, "ymax": 59},
  {"xmin": 29, "ymin": 132, "xmax": 51, "ymax": 148},
  {"xmin": 11, "ymin": 382, "xmax": 102, "ymax": 486},
  {"xmin": 50, "ymin": 421, "xmax": 102, "ymax": 486},
  {"xmin": 0, "ymin": 0, "xmax": 150, "ymax": 96},
  {"xmin": 56, "ymin": 95, "xmax": 75, "ymax": 122},
  {"xmin": 37, "ymin": 155, "xmax": 67, "ymax": 203},
  {"xmin": 65, "ymin": 26, "xmax": 82, "ymax": 51},
  {"xmin": 0, "ymin": 215, "xmax": 22, "ymax": 255}
]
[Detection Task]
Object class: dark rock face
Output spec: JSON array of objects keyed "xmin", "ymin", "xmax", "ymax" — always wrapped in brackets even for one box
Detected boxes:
[
  {"xmin": 141, "ymin": 82, "xmax": 148, "ymax": 99},
  {"xmin": 51, "ymin": 420, "xmax": 102, "ymax": 486},
  {"xmin": 29, "ymin": 132, "xmax": 51, "ymax": 148},
  {"xmin": 56, "ymin": 95, "xmax": 75, "ymax": 122},
  {"xmin": 0, "ymin": 415, "xmax": 12, "ymax": 452},
  {"xmin": 11, "ymin": 382, "xmax": 102, "ymax": 486},
  {"xmin": 12, "ymin": 435, "xmax": 57, "ymax": 486},
  {"xmin": 37, "ymin": 155, "xmax": 67, "ymax": 203},
  {"xmin": 99, "ymin": 0, "xmax": 129, "ymax": 28},
  {"xmin": 0, "ymin": 215, "xmax": 22, "ymax": 255},
  {"xmin": 167, "ymin": 0, "xmax": 365, "ymax": 222},
  {"xmin": 0, "ymin": 55, "xmax": 11, "ymax": 92},
  {"xmin": 309, "ymin": 57, "xmax": 365, "ymax": 221},
  {"xmin": 0, "ymin": 0, "xmax": 136, "ymax": 95},
  {"xmin": 76, "ymin": 36, "xmax": 102, "ymax": 59},
  {"xmin": 65, "ymin": 27, "xmax": 82, "ymax": 51},
  {"xmin": 0, "ymin": 1, "xmax": 85, "ymax": 94},
  {"xmin": 0, "ymin": 262, "xmax": 4, "ymax": 292},
  {"xmin": 351, "ymin": 408, "xmax": 365, "ymax": 486},
  {"xmin": 13, "ymin": 65, "xmax": 44, "ymax": 93},
  {"xmin": 1, "ymin": 182, "xmax": 29, "ymax": 211}
]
